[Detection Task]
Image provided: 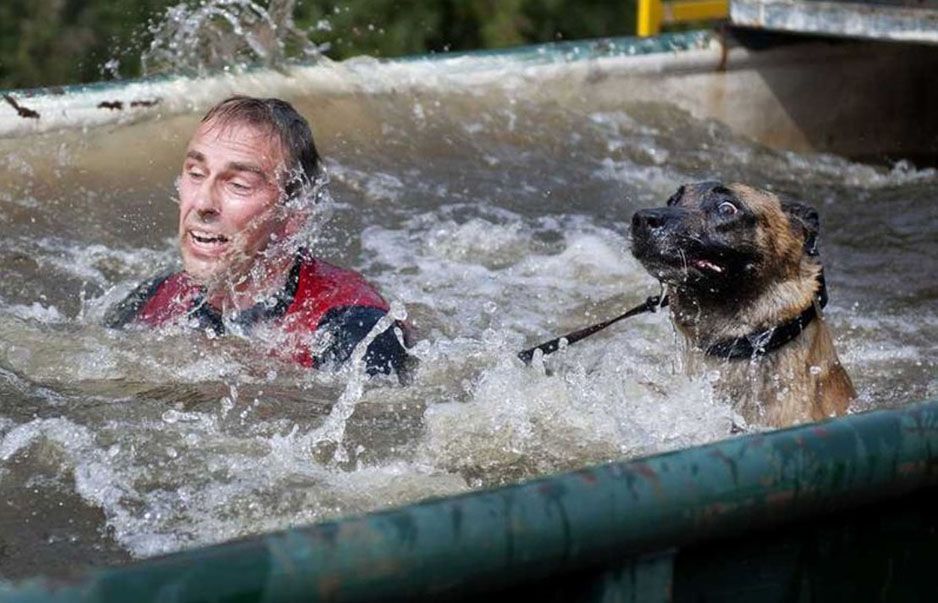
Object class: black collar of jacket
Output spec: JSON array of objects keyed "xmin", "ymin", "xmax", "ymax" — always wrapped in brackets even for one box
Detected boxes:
[
  {"xmin": 188, "ymin": 251, "xmax": 305, "ymax": 335},
  {"xmin": 704, "ymin": 272, "xmax": 829, "ymax": 361}
]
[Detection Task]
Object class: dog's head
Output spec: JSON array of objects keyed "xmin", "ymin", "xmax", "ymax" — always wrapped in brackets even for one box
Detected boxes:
[{"xmin": 630, "ymin": 182, "xmax": 820, "ymax": 297}]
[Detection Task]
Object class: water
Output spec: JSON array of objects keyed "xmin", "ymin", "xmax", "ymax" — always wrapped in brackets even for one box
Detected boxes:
[
  {"xmin": 1, "ymin": 39, "xmax": 937, "ymax": 583},
  {"xmin": 142, "ymin": 0, "xmax": 324, "ymax": 76}
]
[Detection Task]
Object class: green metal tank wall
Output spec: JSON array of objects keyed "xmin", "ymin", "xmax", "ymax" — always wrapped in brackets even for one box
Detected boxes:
[{"xmin": 2, "ymin": 399, "xmax": 937, "ymax": 602}]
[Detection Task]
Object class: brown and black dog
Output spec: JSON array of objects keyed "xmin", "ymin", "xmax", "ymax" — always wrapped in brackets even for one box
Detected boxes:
[{"xmin": 631, "ymin": 182, "xmax": 854, "ymax": 428}]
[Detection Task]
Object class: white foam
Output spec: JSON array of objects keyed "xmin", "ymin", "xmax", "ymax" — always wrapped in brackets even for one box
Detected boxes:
[
  {"xmin": 421, "ymin": 341, "xmax": 733, "ymax": 485},
  {"xmin": 781, "ymin": 152, "xmax": 938, "ymax": 189},
  {"xmin": 5, "ymin": 302, "xmax": 65, "ymax": 324}
]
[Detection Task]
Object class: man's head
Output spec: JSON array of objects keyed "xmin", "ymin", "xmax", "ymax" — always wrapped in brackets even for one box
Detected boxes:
[
  {"xmin": 630, "ymin": 182, "xmax": 820, "ymax": 301},
  {"xmin": 177, "ymin": 96, "xmax": 321, "ymax": 286}
]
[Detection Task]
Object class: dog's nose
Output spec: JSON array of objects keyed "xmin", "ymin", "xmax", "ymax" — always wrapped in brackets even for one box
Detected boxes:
[{"xmin": 632, "ymin": 208, "xmax": 668, "ymax": 232}]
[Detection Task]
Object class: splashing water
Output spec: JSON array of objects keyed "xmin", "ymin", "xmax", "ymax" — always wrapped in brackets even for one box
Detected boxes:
[
  {"xmin": 309, "ymin": 301, "xmax": 409, "ymax": 463},
  {"xmin": 142, "ymin": 0, "xmax": 326, "ymax": 76},
  {"xmin": 0, "ymin": 16, "xmax": 936, "ymax": 581}
]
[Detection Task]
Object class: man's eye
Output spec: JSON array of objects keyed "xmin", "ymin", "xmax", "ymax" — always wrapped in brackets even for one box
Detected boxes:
[
  {"xmin": 718, "ymin": 201, "xmax": 738, "ymax": 216},
  {"xmin": 187, "ymin": 170, "xmax": 205, "ymax": 180},
  {"xmin": 229, "ymin": 181, "xmax": 252, "ymax": 193}
]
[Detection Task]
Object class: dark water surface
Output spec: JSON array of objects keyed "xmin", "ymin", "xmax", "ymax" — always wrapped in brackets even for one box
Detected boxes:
[{"xmin": 0, "ymin": 59, "xmax": 935, "ymax": 578}]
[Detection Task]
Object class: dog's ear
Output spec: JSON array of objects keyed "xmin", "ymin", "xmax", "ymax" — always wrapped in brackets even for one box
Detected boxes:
[{"xmin": 780, "ymin": 198, "xmax": 820, "ymax": 257}]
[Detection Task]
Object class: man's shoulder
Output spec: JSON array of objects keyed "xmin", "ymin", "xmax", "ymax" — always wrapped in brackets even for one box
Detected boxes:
[
  {"xmin": 293, "ymin": 257, "xmax": 411, "ymax": 377},
  {"xmin": 294, "ymin": 257, "xmax": 389, "ymax": 312}
]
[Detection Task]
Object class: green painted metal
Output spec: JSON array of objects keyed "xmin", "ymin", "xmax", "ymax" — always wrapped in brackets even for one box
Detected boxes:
[{"xmin": 2, "ymin": 399, "xmax": 937, "ymax": 602}]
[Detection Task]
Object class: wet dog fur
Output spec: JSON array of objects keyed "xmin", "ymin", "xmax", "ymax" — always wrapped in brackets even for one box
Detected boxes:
[{"xmin": 631, "ymin": 182, "xmax": 855, "ymax": 428}]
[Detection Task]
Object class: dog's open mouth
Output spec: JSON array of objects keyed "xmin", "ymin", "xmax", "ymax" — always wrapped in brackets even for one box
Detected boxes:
[
  {"xmin": 631, "ymin": 228, "xmax": 739, "ymax": 284},
  {"xmin": 691, "ymin": 258, "xmax": 723, "ymax": 273},
  {"xmin": 636, "ymin": 250, "xmax": 730, "ymax": 285}
]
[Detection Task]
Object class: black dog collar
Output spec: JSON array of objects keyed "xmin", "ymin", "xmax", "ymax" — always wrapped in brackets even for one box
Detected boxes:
[
  {"xmin": 705, "ymin": 303, "xmax": 819, "ymax": 360},
  {"xmin": 705, "ymin": 273, "xmax": 828, "ymax": 360}
]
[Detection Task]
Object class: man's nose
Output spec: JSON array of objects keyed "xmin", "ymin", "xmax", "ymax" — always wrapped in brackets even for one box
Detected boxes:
[{"xmin": 192, "ymin": 180, "xmax": 221, "ymax": 217}]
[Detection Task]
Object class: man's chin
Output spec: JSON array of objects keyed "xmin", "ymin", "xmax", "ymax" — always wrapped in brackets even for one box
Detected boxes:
[{"xmin": 181, "ymin": 255, "xmax": 229, "ymax": 286}]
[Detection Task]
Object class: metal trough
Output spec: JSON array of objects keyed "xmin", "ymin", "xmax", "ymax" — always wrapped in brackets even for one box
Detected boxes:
[{"xmin": 3, "ymin": 399, "xmax": 937, "ymax": 602}]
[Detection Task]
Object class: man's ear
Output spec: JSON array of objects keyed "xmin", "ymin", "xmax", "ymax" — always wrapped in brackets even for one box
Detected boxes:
[{"xmin": 780, "ymin": 197, "xmax": 821, "ymax": 257}]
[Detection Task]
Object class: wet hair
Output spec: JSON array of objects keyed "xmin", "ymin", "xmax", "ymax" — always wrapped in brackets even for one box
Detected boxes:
[{"xmin": 200, "ymin": 96, "xmax": 322, "ymax": 202}]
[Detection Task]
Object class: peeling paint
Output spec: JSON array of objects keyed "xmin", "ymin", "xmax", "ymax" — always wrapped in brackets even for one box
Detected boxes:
[
  {"xmin": 577, "ymin": 469, "xmax": 599, "ymax": 485},
  {"xmin": 708, "ymin": 450, "xmax": 740, "ymax": 485},
  {"xmin": 130, "ymin": 99, "xmax": 161, "ymax": 108},
  {"xmin": 2, "ymin": 94, "xmax": 39, "ymax": 119}
]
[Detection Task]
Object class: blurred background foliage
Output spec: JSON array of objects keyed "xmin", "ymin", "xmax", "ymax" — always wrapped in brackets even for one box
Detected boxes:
[{"xmin": 0, "ymin": 0, "xmax": 637, "ymax": 90}]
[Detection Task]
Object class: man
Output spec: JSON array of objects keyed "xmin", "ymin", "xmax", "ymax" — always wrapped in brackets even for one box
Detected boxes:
[{"xmin": 105, "ymin": 96, "xmax": 411, "ymax": 378}]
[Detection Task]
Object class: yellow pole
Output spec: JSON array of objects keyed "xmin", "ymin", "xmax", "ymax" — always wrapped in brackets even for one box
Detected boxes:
[
  {"xmin": 664, "ymin": 0, "xmax": 729, "ymax": 23},
  {"xmin": 637, "ymin": 0, "xmax": 729, "ymax": 36},
  {"xmin": 637, "ymin": 0, "xmax": 662, "ymax": 37}
]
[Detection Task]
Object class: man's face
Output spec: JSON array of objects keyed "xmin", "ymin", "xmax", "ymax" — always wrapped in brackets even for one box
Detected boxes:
[{"xmin": 178, "ymin": 118, "xmax": 288, "ymax": 285}]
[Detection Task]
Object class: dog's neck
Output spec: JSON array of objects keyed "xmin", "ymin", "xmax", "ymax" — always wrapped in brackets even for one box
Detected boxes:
[{"xmin": 667, "ymin": 260, "xmax": 823, "ymax": 353}]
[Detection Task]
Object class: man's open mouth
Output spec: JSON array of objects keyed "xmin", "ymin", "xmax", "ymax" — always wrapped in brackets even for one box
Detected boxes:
[{"xmin": 190, "ymin": 230, "xmax": 229, "ymax": 246}]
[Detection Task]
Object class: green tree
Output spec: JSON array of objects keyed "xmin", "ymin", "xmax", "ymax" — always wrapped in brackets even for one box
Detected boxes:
[
  {"xmin": 292, "ymin": 0, "xmax": 636, "ymax": 59},
  {"xmin": 0, "ymin": 0, "xmax": 179, "ymax": 89},
  {"xmin": 0, "ymin": 0, "xmax": 638, "ymax": 90}
]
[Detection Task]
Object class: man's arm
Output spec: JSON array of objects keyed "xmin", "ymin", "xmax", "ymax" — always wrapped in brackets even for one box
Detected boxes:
[{"xmin": 315, "ymin": 306, "xmax": 413, "ymax": 379}]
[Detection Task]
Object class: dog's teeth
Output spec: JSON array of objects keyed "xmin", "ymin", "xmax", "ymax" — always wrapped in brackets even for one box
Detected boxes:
[{"xmin": 696, "ymin": 259, "xmax": 723, "ymax": 273}]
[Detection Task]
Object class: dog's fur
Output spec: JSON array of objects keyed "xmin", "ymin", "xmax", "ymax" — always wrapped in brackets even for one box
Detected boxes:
[{"xmin": 631, "ymin": 182, "xmax": 854, "ymax": 428}]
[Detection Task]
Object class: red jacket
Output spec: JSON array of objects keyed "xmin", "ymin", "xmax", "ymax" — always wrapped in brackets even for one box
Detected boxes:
[{"xmin": 105, "ymin": 255, "xmax": 409, "ymax": 375}]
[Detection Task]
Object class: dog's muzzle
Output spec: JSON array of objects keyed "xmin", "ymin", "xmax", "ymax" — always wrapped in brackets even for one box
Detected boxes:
[{"xmin": 631, "ymin": 207, "xmax": 685, "ymax": 257}]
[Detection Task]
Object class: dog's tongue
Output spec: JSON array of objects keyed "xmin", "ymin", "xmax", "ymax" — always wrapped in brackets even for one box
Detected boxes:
[{"xmin": 694, "ymin": 259, "xmax": 723, "ymax": 273}]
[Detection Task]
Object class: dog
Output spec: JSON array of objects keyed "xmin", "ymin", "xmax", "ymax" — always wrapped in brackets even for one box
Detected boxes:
[{"xmin": 630, "ymin": 181, "xmax": 855, "ymax": 428}]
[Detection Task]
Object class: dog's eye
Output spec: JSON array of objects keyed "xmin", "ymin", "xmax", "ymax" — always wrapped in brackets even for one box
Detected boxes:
[{"xmin": 717, "ymin": 201, "xmax": 738, "ymax": 216}]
